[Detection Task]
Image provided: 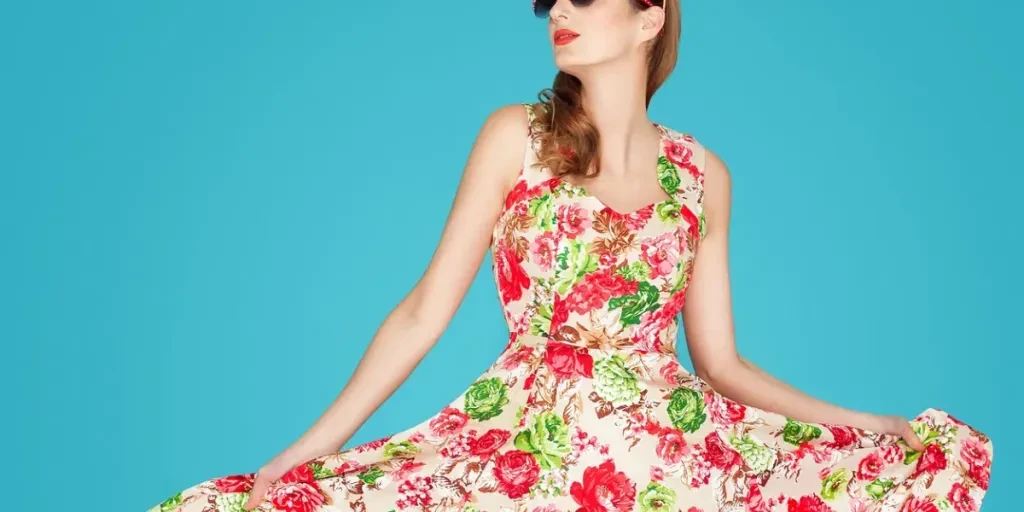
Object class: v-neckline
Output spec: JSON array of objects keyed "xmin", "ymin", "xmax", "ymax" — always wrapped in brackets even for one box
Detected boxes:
[{"xmin": 558, "ymin": 123, "xmax": 675, "ymax": 217}]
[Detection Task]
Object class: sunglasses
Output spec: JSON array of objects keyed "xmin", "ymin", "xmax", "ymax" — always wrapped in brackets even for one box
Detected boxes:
[{"xmin": 533, "ymin": 0, "xmax": 656, "ymax": 19}]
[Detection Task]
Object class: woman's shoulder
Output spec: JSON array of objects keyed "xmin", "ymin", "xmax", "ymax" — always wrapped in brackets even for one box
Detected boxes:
[
  {"xmin": 654, "ymin": 122, "xmax": 729, "ymax": 187},
  {"xmin": 655, "ymin": 121, "xmax": 704, "ymax": 150}
]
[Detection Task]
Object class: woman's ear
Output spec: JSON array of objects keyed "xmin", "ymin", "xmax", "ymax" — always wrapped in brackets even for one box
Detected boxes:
[{"xmin": 640, "ymin": 6, "xmax": 666, "ymax": 42}]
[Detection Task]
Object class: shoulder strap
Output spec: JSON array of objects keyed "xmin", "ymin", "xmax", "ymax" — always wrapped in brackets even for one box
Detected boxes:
[{"xmin": 520, "ymin": 102, "xmax": 545, "ymax": 176}]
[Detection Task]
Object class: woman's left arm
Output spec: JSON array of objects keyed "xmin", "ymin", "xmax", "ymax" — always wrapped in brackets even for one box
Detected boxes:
[{"xmin": 680, "ymin": 148, "xmax": 925, "ymax": 451}]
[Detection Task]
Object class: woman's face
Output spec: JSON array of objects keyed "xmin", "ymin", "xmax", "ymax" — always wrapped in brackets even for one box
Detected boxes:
[{"xmin": 545, "ymin": 0, "xmax": 657, "ymax": 73}]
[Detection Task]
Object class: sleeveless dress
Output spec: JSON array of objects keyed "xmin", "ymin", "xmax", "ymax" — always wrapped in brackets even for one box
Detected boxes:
[{"xmin": 149, "ymin": 104, "xmax": 994, "ymax": 512}]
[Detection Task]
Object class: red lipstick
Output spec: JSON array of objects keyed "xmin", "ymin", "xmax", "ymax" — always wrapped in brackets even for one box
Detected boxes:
[{"xmin": 553, "ymin": 29, "xmax": 579, "ymax": 46}]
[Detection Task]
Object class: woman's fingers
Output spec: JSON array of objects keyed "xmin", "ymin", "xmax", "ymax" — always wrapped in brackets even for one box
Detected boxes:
[
  {"xmin": 243, "ymin": 472, "xmax": 272, "ymax": 510},
  {"xmin": 903, "ymin": 422, "xmax": 926, "ymax": 452}
]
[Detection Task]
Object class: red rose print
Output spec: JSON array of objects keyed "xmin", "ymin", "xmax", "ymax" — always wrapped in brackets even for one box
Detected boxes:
[
  {"xmin": 495, "ymin": 243, "xmax": 531, "ymax": 305},
  {"xmin": 570, "ymin": 459, "xmax": 637, "ymax": 512},
  {"xmin": 947, "ymin": 482, "xmax": 978, "ymax": 512},
  {"xmin": 786, "ymin": 494, "xmax": 834, "ymax": 512},
  {"xmin": 880, "ymin": 445, "xmax": 904, "ymax": 464},
  {"xmin": 493, "ymin": 450, "xmax": 541, "ymax": 499},
  {"xmin": 914, "ymin": 443, "xmax": 948, "ymax": 476},
  {"xmin": 470, "ymin": 429, "xmax": 512, "ymax": 457},
  {"xmin": 267, "ymin": 482, "xmax": 327, "ymax": 512},
  {"xmin": 550, "ymin": 294, "xmax": 570, "ymax": 334},
  {"xmin": 663, "ymin": 140, "xmax": 701, "ymax": 181},
  {"xmin": 899, "ymin": 496, "xmax": 940, "ymax": 512},
  {"xmin": 968, "ymin": 463, "xmax": 990, "ymax": 490},
  {"xmin": 544, "ymin": 340, "xmax": 595, "ymax": 378},
  {"xmin": 504, "ymin": 179, "xmax": 528, "ymax": 210},
  {"xmin": 679, "ymin": 204, "xmax": 700, "ymax": 243},
  {"xmin": 429, "ymin": 406, "xmax": 470, "ymax": 437},
  {"xmin": 280, "ymin": 464, "xmax": 316, "ymax": 484},
  {"xmin": 564, "ymin": 268, "xmax": 637, "ymax": 315},
  {"xmin": 212, "ymin": 474, "xmax": 254, "ymax": 493},
  {"xmin": 704, "ymin": 432, "xmax": 743, "ymax": 470},
  {"xmin": 655, "ymin": 428, "xmax": 689, "ymax": 464},
  {"xmin": 745, "ymin": 484, "xmax": 769, "ymax": 512},
  {"xmin": 856, "ymin": 451, "xmax": 886, "ymax": 481},
  {"xmin": 824, "ymin": 425, "xmax": 857, "ymax": 449}
]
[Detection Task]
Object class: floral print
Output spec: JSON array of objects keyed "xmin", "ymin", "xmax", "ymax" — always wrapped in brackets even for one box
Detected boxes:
[{"xmin": 148, "ymin": 103, "xmax": 994, "ymax": 512}]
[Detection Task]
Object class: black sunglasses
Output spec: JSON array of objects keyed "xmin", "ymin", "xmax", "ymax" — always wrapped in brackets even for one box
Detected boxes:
[{"xmin": 533, "ymin": 0, "xmax": 655, "ymax": 19}]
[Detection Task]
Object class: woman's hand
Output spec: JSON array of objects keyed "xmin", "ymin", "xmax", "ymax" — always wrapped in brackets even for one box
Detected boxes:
[
  {"xmin": 242, "ymin": 453, "xmax": 302, "ymax": 510},
  {"xmin": 878, "ymin": 414, "xmax": 927, "ymax": 452}
]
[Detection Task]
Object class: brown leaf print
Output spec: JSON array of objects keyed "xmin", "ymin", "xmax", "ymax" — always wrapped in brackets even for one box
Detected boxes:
[{"xmin": 563, "ymin": 391, "xmax": 583, "ymax": 426}]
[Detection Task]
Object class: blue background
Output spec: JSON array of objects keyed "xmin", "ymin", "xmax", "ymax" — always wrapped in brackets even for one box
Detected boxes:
[{"xmin": 3, "ymin": 1, "xmax": 1019, "ymax": 510}]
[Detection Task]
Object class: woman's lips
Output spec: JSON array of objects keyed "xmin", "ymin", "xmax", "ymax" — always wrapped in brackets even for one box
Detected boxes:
[{"xmin": 553, "ymin": 29, "xmax": 580, "ymax": 46}]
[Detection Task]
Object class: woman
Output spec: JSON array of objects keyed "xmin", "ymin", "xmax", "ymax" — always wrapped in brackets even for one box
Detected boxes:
[{"xmin": 149, "ymin": 1, "xmax": 994, "ymax": 511}]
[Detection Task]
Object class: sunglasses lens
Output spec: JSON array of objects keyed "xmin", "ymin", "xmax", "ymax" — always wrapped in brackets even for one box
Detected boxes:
[{"xmin": 533, "ymin": 0, "xmax": 553, "ymax": 18}]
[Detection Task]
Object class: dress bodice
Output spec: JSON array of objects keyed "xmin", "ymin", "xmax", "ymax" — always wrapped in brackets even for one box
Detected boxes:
[{"xmin": 490, "ymin": 104, "xmax": 707, "ymax": 356}]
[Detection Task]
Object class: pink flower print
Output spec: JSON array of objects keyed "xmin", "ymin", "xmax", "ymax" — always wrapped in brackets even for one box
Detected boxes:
[
  {"xmin": 530, "ymin": 231, "xmax": 559, "ymax": 271},
  {"xmin": 557, "ymin": 203, "xmax": 591, "ymax": 239},
  {"xmin": 640, "ymin": 231, "xmax": 680, "ymax": 278}
]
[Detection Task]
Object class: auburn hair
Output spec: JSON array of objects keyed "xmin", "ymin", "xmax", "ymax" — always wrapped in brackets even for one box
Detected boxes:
[{"xmin": 530, "ymin": 0, "xmax": 681, "ymax": 179}]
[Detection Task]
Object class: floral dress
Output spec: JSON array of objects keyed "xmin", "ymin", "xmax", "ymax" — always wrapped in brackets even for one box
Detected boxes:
[{"xmin": 148, "ymin": 103, "xmax": 994, "ymax": 512}]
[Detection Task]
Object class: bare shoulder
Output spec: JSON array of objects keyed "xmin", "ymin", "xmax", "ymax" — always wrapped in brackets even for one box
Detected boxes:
[
  {"xmin": 463, "ymin": 103, "xmax": 531, "ymax": 181},
  {"xmin": 474, "ymin": 103, "xmax": 531, "ymax": 152},
  {"xmin": 701, "ymin": 146, "xmax": 732, "ymax": 234},
  {"xmin": 703, "ymin": 147, "xmax": 731, "ymax": 193}
]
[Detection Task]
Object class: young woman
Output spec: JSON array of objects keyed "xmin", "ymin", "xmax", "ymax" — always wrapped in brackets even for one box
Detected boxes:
[{"xmin": 149, "ymin": 1, "xmax": 994, "ymax": 511}]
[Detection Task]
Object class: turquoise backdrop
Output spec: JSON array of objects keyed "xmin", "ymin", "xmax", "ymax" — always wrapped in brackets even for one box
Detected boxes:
[{"xmin": 3, "ymin": 1, "xmax": 1019, "ymax": 510}]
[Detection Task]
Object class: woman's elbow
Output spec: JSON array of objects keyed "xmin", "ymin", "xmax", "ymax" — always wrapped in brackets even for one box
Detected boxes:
[{"xmin": 694, "ymin": 356, "xmax": 742, "ymax": 387}]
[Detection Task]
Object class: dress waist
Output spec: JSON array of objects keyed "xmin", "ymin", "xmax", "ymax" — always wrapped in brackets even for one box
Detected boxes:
[{"xmin": 508, "ymin": 332, "xmax": 677, "ymax": 358}]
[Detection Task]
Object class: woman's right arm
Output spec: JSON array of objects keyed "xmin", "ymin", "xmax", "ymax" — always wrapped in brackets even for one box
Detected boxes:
[{"xmin": 248, "ymin": 103, "xmax": 530, "ymax": 498}]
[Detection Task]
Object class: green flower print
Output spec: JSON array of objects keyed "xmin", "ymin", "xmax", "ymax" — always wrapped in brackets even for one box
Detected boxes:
[
  {"xmin": 616, "ymin": 261, "xmax": 652, "ymax": 282},
  {"xmin": 666, "ymin": 387, "xmax": 707, "ymax": 433},
  {"xmin": 608, "ymin": 281, "xmax": 661, "ymax": 326},
  {"xmin": 514, "ymin": 411, "xmax": 571, "ymax": 470},
  {"xmin": 655, "ymin": 198, "xmax": 681, "ymax": 223},
  {"xmin": 593, "ymin": 354, "xmax": 643, "ymax": 406},
  {"xmin": 214, "ymin": 493, "xmax": 249, "ymax": 512},
  {"xmin": 782, "ymin": 418, "xmax": 823, "ymax": 445},
  {"xmin": 464, "ymin": 377, "xmax": 510, "ymax": 421},
  {"xmin": 358, "ymin": 466, "xmax": 386, "ymax": 485},
  {"xmin": 729, "ymin": 434, "xmax": 777, "ymax": 473},
  {"xmin": 310, "ymin": 461, "xmax": 335, "ymax": 479},
  {"xmin": 865, "ymin": 478, "xmax": 894, "ymax": 500},
  {"xmin": 149, "ymin": 492, "xmax": 182, "ymax": 512},
  {"xmin": 382, "ymin": 440, "xmax": 420, "ymax": 460},
  {"xmin": 657, "ymin": 156, "xmax": 682, "ymax": 193},
  {"xmin": 554, "ymin": 240, "xmax": 599, "ymax": 295},
  {"xmin": 637, "ymin": 481, "xmax": 677, "ymax": 512},
  {"xmin": 528, "ymin": 194, "xmax": 556, "ymax": 230},
  {"xmin": 820, "ymin": 467, "xmax": 851, "ymax": 501},
  {"xmin": 529, "ymin": 300, "xmax": 554, "ymax": 337}
]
